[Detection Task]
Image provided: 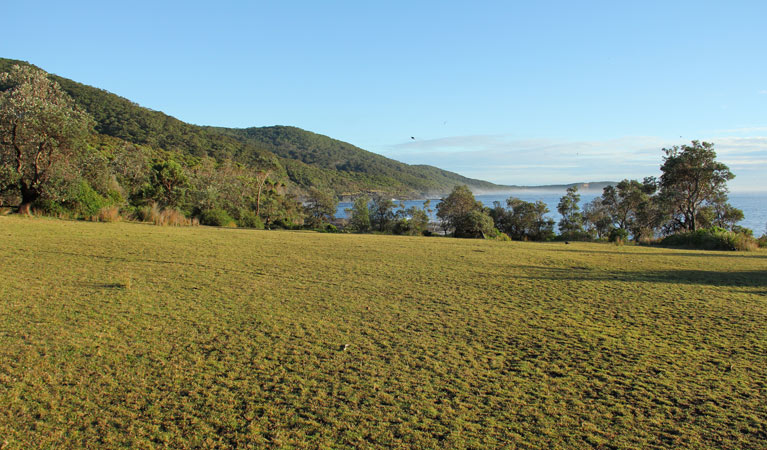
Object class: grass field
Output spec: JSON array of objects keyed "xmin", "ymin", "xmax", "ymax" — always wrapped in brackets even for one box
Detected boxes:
[{"xmin": 1, "ymin": 215, "xmax": 766, "ymax": 449}]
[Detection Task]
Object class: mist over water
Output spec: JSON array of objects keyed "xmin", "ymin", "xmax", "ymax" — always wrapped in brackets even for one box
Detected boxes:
[{"xmin": 336, "ymin": 192, "xmax": 767, "ymax": 234}]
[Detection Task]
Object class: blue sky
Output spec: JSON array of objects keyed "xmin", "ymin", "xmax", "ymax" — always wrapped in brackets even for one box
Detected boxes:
[{"xmin": 4, "ymin": 1, "xmax": 766, "ymax": 190}]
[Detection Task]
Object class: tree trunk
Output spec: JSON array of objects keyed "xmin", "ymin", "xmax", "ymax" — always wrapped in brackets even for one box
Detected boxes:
[{"xmin": 18, "ymin": 184, "xmax": 38, "ymax": 215}]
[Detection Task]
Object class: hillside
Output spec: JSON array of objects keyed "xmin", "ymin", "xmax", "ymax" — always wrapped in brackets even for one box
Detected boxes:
[{"xmin": 0, "ymin": 57, "xmax": 509, "ymax": 197}]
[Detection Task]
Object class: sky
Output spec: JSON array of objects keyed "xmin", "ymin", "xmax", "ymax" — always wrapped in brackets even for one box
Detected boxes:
[{"xmin": 3, "ymin": 1, "xmax": 766, "ymax": 190}]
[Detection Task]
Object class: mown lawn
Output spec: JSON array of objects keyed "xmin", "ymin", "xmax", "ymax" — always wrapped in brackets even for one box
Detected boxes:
[{"xmin": 1, "ymin": 215, "xmax": 766, "ymax": 449}]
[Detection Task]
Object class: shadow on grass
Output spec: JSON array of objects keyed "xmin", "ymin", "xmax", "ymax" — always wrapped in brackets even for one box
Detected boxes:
[
  {"xmin": 86, "ymin": 282, "xmax": 129, "ymax": 289},
  {"xmin": 553, "ymin": 246, "xmax": 767, "ymax": 259},
  {"xmin": 518, "ymin": 265, "xmax": 767, "ymax": 288}
]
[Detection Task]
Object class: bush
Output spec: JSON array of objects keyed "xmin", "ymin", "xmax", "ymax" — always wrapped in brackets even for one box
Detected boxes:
[
  {"xmin": 488, "ymin": 229, "xmax": 511, "ymax": 241},
  {"xmin": 70, "ymin": 181, "xmax": 111, "ymax": 219},
  {"xmin": 661, "ymin": 227, "xmax": 757, "ymax": 251},
  {"xmin": 237, "ymin": 210, "xmax": 264, "ymax": 229},
  {"xmin": 756, "ymin": 235, "xmax": 767, "ymax": 248},
  {"xmin": 608, "ymin": 228, "xmax": 629, "ymax": 243},
  {"xmin": 272, "ymin": 218, "xmax": 297, "ymax": 230},
  {"xmin": 557, "ymin": 230, "xmax": 594, "ymax": 242},
  {"xmin": 31, "ymin": 199, "xmax": 70, "ymax": 218},
  {"xmin": 199, "ymin": 208, "xmax": 236, "ymax": 227}
]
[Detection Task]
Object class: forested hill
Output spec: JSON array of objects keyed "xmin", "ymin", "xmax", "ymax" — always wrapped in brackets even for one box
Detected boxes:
[
  {"xmin": 0, "ymin": 57, "xmax": 506, "ymax": 197},
  {"xmin": 211, "ymin": 126, "xmax": 501, "ymax": 195}
]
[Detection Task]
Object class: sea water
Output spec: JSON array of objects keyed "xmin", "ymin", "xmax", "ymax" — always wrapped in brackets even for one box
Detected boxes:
[{"xmin": 336, "ymin": 191, "xmax": 767, "ymax": 235}]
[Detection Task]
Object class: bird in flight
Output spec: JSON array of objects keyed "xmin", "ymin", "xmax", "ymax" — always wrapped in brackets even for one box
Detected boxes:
[{"xmin": 411, "ymin": 136, "xmax": 415, "ymax": 140}]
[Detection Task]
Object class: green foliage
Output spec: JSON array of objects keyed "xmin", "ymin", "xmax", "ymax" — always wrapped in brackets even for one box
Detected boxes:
[
  {"xmin": 304, "ymin": 187, "xmax": 337, "ymax": 228},
  {"xmin": 148, "ymin": 160, "xmax": 189, "ymax": 209},
  {"xmin": 199, "ymin": 208, "xmax": 236, "ymax": 227},
  {"xmin": 396, "ymin": 207, "xmax": 430, "ymax": 236},
  {"xmin": 608, "ymin": 227, "xmax": 629, "ymax": 243},
  {"xmin": 661, "ymin": 227, "xmax": 757, "ymax": 251},
  {"xmin": 659, "ymin": 141, "xmax": 735, "ymax": 232},
  {"xmin": 68, "ymin": 180, "xmax": 111, "ymax": 218},
  {"xmin": 557, "ymin": 186, "xmax": 585, "ymax": 238},
  {"xmin": 0, "ymin": 64, "xmax": 95, "ymax": 212},
  {"xmin": 236, "ymin": 209, "xmax": 264, "ymax": 229},
  {"xmin": 582, "ymin": 197, "xmax": 612, "ymax": 239},
  {"xmin": 216, "ymin": 125, "xmax": 501, "ymax": 196},
  {"xmin": 370, "ymin": 194, "xmax": 396, "ymax": 232},
  {"xmin": 346, "ymin": 195, "xmax": 371, "ymax": 232},
  {"xmin": 491, "ymin": 198, "xmax": 555, "ymax": 241},
  {"xmin": 454, "ymin": 209, "xmax": 495, "ymax": 238}
]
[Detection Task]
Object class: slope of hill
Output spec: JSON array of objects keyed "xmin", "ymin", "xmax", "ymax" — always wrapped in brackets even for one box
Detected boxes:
[
  {"xmin": 0, "ymin": 58, "xmax": 508, "ymax": 197},
  {"xmin": 212, "ymin": 125, "xmax": 501, "ymax": 195}
]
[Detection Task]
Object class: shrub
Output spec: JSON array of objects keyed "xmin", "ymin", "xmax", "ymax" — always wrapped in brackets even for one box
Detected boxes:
[
  {"xmin": 237, "ymin": 210, "xmax": 264, "ymax": 229},
  {"xmin": 608, "ymin": 228, "xmax": 629, "ymax": 243},
  {"xmin": 661, "ymin": 227, "xmax": 757, "ymax": 251},
  {"xmin": 557, "ymin": 230, "xmax": 594, "ymax": 242},
  {"xmin": 489, "ymin": 229, "xmax": 512, "ymax": 241},
  {"xmin": 70, "ymin": 181, "xmax": 110, "ymax": 219},
  {"xmin": 31, "ymin": 199, "xmax": 70, "ymax": 218},
  {"xmin": 272, "ymin": 218, "xmax": 297, "ymax": 230},
  {"xmin": 757, "ymin": 235, "xmax": 767, "ymax": 248},
  {"xmin": 199, "ymin": 208, "xmax": 236, "ymax": 227}
]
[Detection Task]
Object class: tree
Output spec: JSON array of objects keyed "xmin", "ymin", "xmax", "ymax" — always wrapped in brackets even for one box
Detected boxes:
[
  {"xmin": 491, "ymin": 198, "xmax": 555, "ymax": 241},
  {"xmin": 599, "ymin": 178, "xmax": 661, "ymax": 241},
  {"xmin": 454, "ymin": 209, "xmax": 495, "ymax": 238},
  {"xmin": 346, "ymin": 195, "xmax": 371, "ymax": 232},
  {"xmin": 0, "ymin": 65, "xmax": 94, "ymax": 213},
  {"xmin": 659, "ymin": 141, "xmax": 735, "ymax": 232},
  {"xmin": 304, "ymin": 187, "xmax": 337, "ymax": 228},
  {"xmin": 254, "ymin": 169, "xmax": 273, "ymax": 218},
  {"xmin": 370, "ymin": 194, "xmax": 396, "ymax": 232},
  {"xmin": 582, "ymin": 198, "xmax": 612, "ymax": 239},
  {"xmin": 149, "ymin": 160, "xmax": 189, "ymax": 209},
  {"xmin": 694, "ymin": 190, "xmax": 744, "ymax": 231},
  {"xmin": 557, "ymin": 186, "xmax": 584, "ymax": 237},
  {"xmin": 436, "ymin": 185, "xmax": 483, "ymax": 235},
  {"xmin": 393, "ymin": 205, "xmax": 430, "ymax": 236}
]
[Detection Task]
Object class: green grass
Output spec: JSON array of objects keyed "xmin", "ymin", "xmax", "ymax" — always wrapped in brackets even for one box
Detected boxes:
[{"xmin": 1, "ymin": 216, "xmax": 766, "ymax": 449}]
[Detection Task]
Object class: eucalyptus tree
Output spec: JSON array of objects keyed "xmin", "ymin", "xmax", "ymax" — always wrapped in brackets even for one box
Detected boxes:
[{"xmin": 557, "ymin": 186, "xmax": 584, "ymax": 237}]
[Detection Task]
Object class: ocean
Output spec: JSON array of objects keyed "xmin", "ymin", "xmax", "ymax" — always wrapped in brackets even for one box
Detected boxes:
[{"xmin": 336, "ymin": 191, "xmax": 767, "ymax": 235}]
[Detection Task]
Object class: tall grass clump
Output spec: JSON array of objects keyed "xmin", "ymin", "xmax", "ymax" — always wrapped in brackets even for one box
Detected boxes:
[
  {"xmin": 134, "ymin": 203, "xmax": 195, "ymax": 226},
  {"xmin": 96, "ymin": 206, "xmax": 121, "ymax": 222},
  {"xmin": 661, "ymin": 227, "xmax": 757, "ymax": 251}
]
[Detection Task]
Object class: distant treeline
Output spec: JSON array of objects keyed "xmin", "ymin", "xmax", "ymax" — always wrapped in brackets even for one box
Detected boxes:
[{"xmin": 341, "ymin": 142, "xmax": 765, "ymax": 250}]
